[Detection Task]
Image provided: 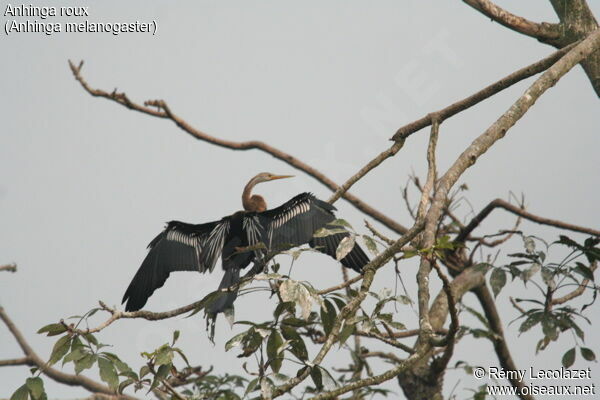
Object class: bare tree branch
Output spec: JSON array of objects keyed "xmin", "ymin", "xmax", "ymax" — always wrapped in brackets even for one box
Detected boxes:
[
  {"xmin": 463, "ymin": 0, "xmax": 561, "ymax": 44},
  {"xmin": 550, "ymin": 0, "xmax": 600, "ymax": 96},
  {"xmin": 0, "ymin": 263, "xmax": 17, "ymax": 273},
  {"xmin": 0, "ymin": 356, "xmax": 31, "ymax": 366},
  {"xmin": 316, "ymin": 275, "xmax": 362, "ymax": 295},
  {"xmin": 364, "ymin": 219, "xmax": 395, "ymax": 246},
  {"xmin": 68, "ymin": 60, "xmax": 408, "ymax": 235},
  {"xmin": 463, "ymin": 0, "xmax": 600, "ymax": 96},
  {"xmin": 362, "ymin": 351, "xmax": 404, "ymax": 364},
  {"xmin": 474, "ymin": 286, "xmax": 533, "ymax": 400},
  {"xmin": 327, "ymin": 140, "xmax": 404, "ymax": 205},
  {"xmin": 392, "ymin": 43, "xmax": 577, "ymax": 141},
  {"xmin": 456, "ymin": 198, "xmax": 600, "ymax": 243}
]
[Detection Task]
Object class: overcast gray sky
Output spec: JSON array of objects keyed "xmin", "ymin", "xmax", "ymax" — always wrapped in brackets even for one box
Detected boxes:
[{"xmin": 1, "ymin": 1, "xmax": 599, "ymax": 398}]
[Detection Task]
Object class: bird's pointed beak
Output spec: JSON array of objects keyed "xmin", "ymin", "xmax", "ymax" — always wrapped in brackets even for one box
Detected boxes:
[{"xmin": 269, "ymin": 174, "xmax": 294, "ymax": 181}]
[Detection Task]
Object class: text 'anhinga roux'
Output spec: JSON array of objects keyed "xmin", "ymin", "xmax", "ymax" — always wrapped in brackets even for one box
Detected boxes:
[{"xmin": 122, "ymin": 173, "xmax": 369, "ymax": 314}]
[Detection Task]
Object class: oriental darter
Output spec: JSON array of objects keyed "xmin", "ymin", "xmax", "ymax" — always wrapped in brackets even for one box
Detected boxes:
[{"xmin": 122, "ymin": 173, "xmax": 369, "ymax": 314}]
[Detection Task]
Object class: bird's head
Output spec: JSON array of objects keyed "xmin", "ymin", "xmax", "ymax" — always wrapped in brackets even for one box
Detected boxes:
[{"xmin": 251, "ymin": 172, "xmax": 294, "ymax": 186}]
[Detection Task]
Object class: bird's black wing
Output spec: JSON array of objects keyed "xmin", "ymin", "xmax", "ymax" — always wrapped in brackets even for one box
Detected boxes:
[
  {"xmin": 258, "ymin": 193, "xmax": 368, "ymax": 272},
  {"xmin": 122, "ymin": 218, "xmax": 230, "ymax": 311}
]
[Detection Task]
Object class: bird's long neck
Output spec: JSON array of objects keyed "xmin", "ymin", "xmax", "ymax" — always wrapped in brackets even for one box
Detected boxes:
[{"xmin": 242, "ymin": 179, "xmax": 267, "ymax": 212}]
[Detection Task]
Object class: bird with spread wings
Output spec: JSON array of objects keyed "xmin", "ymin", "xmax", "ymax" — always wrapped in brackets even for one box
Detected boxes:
[{"xmin": 122, "ymin": 173, "xmax": 369, "ymax": 314}]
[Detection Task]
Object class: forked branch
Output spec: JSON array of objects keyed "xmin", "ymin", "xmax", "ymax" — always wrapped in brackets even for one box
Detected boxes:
[{"xmin": 463, "ymin": 0, "xmax": 561, "ymax": 45}]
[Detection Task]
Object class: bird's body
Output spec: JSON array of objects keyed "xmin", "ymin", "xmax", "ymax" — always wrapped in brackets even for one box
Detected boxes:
[{"xmin": 122, "ymin": 173, "xmax": 369, "ymax": 313}]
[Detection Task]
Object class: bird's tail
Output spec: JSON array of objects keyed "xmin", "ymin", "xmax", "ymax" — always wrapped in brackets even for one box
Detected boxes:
[{"xmin": 207, "ymin": 268, "xmax": 240, "ymax": 314}]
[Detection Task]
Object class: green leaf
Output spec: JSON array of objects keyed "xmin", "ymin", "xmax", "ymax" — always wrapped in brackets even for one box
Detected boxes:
[
  {"xmin": 581, "ymin": 347, "xmax": 596, "ymax": 362},
  {"xmin": 521, "ymin": 262, "xmax": 541, "ymax": 282},
  {"xmin": 244, "ymin": 378, "xmax": 259, "ymax": 398},
  {"xmin": 25, "ymin": 377, "xmax": 44, "ymax": 400},
  {"xmin": 472, "ymin": 263, "xmax": 492, "ymax": 275},
  {"xmin": 562, "ymin": 347, "xmax": 576, "ymax": 368},
  {"xmin": 98, "ymin": 357, "xmax": 119, "ymax": 390},
  {"xmin": 225, "ymin": 331, "xmax": 248, "ymax": 352},
  {"xmin": 273, "ymin": 301, "xmax": 295, "ymax": 320},
  {"xmin": 48, "ymin": 335, "xmax": 72, "ymax": 366},
  {"xmin": 171, "ymin": 347, "xmax": 190, "ymax": 367},
  {"xmin": 150, "ymin": 363, "xmax": 170, "ymax": 392},
  {"xmin": 313, "ymin": 227, "xmax": 350, "ymax": 238},
  {"xmin": 154, "ymin": 346, "xmax": 173, "ymax": 366},
  {"xmin": 574, "ymin": 263, "xmax": 595, "ymax": 281},
  {"xmin": 435, "ymin": 235, "xmax": 455, "ymax": 250},
  {"xmin": 330, "ymin": 296, "xmax": 346, "ymax": 311},
  {"xmin": 37, "ymin": 323, "xmax": 67, "ymax": 337},
  {"xmin": 83, "ymin": 333, "xmax": 98, "ymax": 346},
  {"xmin": 320, "ymin": 300, "xmax": 336, "ymax": 336},
  {"xmin": 172, "ymin": 330, "xmax": 180, "ymax": 345},
  {"xmin": 118, "ymin": 378, "xmax": 135, "ymax": 394},
  {"xmin": 240, "ymin": 329, "xmax": 263, "ymax": 357},
  {"xmin": 327, "ymin": 219, "xmax": 353, "ymax": 229},
  {"xmin": 464, "ymin": 305, "xmax": 490, "ymax": 328},
  {"xmin": 541, "ymin": 315, "xmax": 558, "ymax": 341},
  {"xmin": 489, "ymin": 268, "xmax": 506, "ymax": 298},
  {"xmin": 402, "ymin": 249, "xmax": 418, "ymax": 259},
  {"xmin": 74, "ymin": 353, "xmax": 97, "ymax": 374},
  {"xmin": 281, "ymin": 325, "xmax": 308, "ymax": 361},
  {"xmin": 9, "ymin": 384, "xmax": 29, "ymax": 400},
  {"xmin": 523, "ymin": 236, "xmax": 536, "ymax": 254},
  {"xmin": 267, "ymin": 330, "xmax": 284, "ymax": 373},
  {"xmin": 63, "ymin": 347, "xmax": 86, "ymax": 365},
  {"xmin": 541, "ymin": 267, "xmax": 555, "ymax": 289},
  {"xmin": 362, "ymin": 235, "xmax": 378, "ymax": 255},
  {"xmin": 260, "ymin": 377, "xmax": 273, "ymax": 400},
  {"xmin": 519, "ymin": 312, "xmax": 543, "ymax": 333},
  {"xmin": 281, "ymin": 317, "xmax": 309, "ymax": 327},
  {"xmin": 557, "ymin": 235, "xmax": 581, "ymax": 250},
  {"xmin": 310, "ymin": 367, "xmax": 323, "ymax": 390},
  {"xmin": 336, "ymin": 235, "xmax": 356, "ymax": 261},
  {"xmin": 338, "ymin": 323, "xmax": 355, "ymax": 347},
  {"xmin": 279, "ymin": 280, "xmax": 314, "ymax": 320},
  {"xmin": 139, "ymin": 365, "xmax": 151, "ymax": 378},
  {"xmin": 100, "ymin": 352, "xmax": 132, "ymax": 373}
]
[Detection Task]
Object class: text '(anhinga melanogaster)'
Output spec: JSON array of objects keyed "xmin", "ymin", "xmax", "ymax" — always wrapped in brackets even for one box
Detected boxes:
[{"xmin": 122, "ymin": 173, "xmax": 369, "ymax": 314}]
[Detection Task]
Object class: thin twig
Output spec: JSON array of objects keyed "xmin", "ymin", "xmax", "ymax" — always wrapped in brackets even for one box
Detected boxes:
[
  {"xmin": 552, "ymin": 262, "xmax": 597, "ymax": 305},
  {"xmin": 356, "ymin": 330, "xmax": 414, "ymax": 354},
  {"xmin": 362, "ymin": 351, "xmax": 404, "ymax": 364},
  {"xmin": 317, "ymin": 275, "xmax": 362, "ymax": 295},
  {"xmin": 364, "ymin": 220, "xmax": 395, "ymax": 246}
]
